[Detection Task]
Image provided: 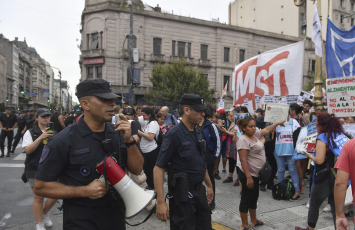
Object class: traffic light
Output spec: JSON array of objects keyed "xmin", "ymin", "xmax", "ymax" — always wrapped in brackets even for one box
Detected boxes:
[
  {"xmin": 47, "ymin": 97, "xmax": 50, "ymax": 103},
  {"xmin": 20, "ymin": 85, "xmax": 24, "ymax": 94},
  {"xmin": 6, "ymin": 97, "xmax": 9, "ymax": 102}
]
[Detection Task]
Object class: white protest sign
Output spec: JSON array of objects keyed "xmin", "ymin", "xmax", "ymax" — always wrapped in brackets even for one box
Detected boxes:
[
  {"xmin": 279, "ymin": 97, "xmax": 287, "ymax": 104},
  {"xmin": 297, "ymin": 91, "xmax": 314, "ymax": 104},
  {"xmin": 286, "ymin": 95, "xmax": 299, "ymax": 105},
  {"xmin": 218, "ymin": 99, "xmax": 225, "ymax": 109},
  {"xmin": 255, "ymin": 95, "xmax": 261, "ymax": 105},
  {"xmin": 301, "ymin": 133, "xmax": 318, "ymax": 153},
  {"xmin": 243, "ymin": 98, "xmax": 248, "ymax": 106},
  {"xmin": 327, "ymin": 76, "xmax": 355, "ymax": 117},
  {"xmin": 264, "ymin": 103, "xmax": 289, "ymax": 123},
  {"xmin": 264, "ymin": 95, "xmax": 275, "ymax": 103}
]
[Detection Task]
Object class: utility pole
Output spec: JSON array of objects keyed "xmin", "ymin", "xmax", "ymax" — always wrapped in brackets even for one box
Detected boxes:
[
  {"xmin": 128, "ymin": 0, "xmax": 135, "ymax": 107},
  {"xmin": 59, "ymin": 71, "xmax": 62, "ymax": 113}
]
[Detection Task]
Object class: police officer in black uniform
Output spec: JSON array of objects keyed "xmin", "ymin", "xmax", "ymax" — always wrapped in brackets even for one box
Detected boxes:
[
  {"xmin": 10, "ymin": 110, "xmax": 27, "ymax": 154},
  {"xmin": 154, "ymin": 94, "xmax": 213, "ymax": 230},
  {"xmin": 0, "ymin": 107, "xmax": 18, "ymax": 157},
  {"xmin": 34, "ymin": 79, "xmax": 144, "ymax": 230}
]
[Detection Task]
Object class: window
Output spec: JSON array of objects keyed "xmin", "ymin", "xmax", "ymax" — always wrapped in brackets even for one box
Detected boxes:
[
  {"xmin": 188, "ymin": 42, "xmax": 191, "ymax": 58},
  {"xmin": 96, "ymin": 66, "xmax": 102, "ymax": 79},
  {"xmin": 224, "ymin": 75, "xmax": 230, "ymax": 91},
  {"xmin": 352, "ymin": 2, "xmax": 355, "ymax": 10},
  {"xmin": 224, "ymin": 47, "xmax": 230, "ymax": 62},
  {"xmin": 201, "ymin": 44, "xmax": 208, "ymax": 60},
  {"xmin": 91, "ymin": 33, "xmax": 99, "ymax": 49},
  {"xmin": 178, "ymin": 42, "xmax": 186, "ymax": 57},
  {"xmin": 340, "ymin": 0, "xmax": 345, "ymax": 8},
  {"xmin": 172, "ymin": 40, "xmax": 176, "ymax": 56},
  {"xmin": 309, "ymin": 59, "xmax": 316, "ymax": 72},
  {"xmin": 153, "ymin": 38, "xmax": 162, "ymax": 54},
  {"xmin": 239, "ymin": 49, "xmax": 245, "ymax": 63},
  {"xmin": 86, "ymin": 34, "xmax": 90, "ymax": 49},
  {"xmin": 340, "ymin": 15, "xmax": 344, "ymax": 24},
  {"xmin": 87, "ymin": 67, "xmax": 94, "ymax": 79}
]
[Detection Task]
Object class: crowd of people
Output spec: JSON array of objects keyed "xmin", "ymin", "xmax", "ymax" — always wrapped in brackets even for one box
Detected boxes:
[{"xmin": 2, "ymin": 78, "xmax": 355, "ymax": 230}]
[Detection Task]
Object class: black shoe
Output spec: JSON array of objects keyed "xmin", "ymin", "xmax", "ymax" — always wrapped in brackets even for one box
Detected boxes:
[
  {"xmin": 209, "ymin": 202, "xmax": 215, "ymax": 211},
  {"xmin": 5, "ymin": 153, "xmax": 10, "ymax": 157},
  {"xmin": 10, "ymin": 150, "xmax": 14, "ymax": 154},
  {"xmin": 214, "ymin": 173, "xmax": 221, "ymax": 180},
  {"xmin": 0, "ymin": 154, "xmax": 4, "ymax": 158},
  {"xmin": 259, "ymin": 185, "xmax": 266, "ymax": 191},
  {"xmin": 267, "ymin": 184, "xmax": 274, "ymax": 190}
]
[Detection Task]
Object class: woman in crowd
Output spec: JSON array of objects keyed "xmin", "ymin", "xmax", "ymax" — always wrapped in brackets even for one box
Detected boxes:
[
  {"xmin": 237, "ymin": 117, "xmax": 285, "ymax": 230},
  {"xmin": 22, "ymin": 108, "xmax": 57, "ymax": 230},
  {"xmin": 296, "ymin": 113, "xmax": 350, "ymax": 230},
  {"xmin": 156, "ymin": 112, "xmax": 168, "ymax": 136},
  {"xmin": 138, "ymin": 107, "xmax": 160, "ymax": 189}
]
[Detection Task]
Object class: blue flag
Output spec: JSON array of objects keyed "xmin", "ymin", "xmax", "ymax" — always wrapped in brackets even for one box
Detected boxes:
[{"xmin": 326, "ymin": 18, "xmax": 355, "ymax": 79}]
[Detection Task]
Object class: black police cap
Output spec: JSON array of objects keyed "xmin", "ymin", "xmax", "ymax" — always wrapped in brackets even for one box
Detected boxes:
[
  {"xmin": 179, "ymin": 94, "xmax": 207, "ymax": 111},
  {"xmin": 76, "ymin": 79, "xmax": 118, "ymax": 100}
]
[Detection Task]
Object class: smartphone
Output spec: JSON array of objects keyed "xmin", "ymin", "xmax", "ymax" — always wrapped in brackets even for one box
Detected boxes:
[
  {"xmin": 46, "ymin": 122, "xmax": 54, "ymax": 132},
  {"xmin": 115, "ymin": 114, "xmax": 121, "ymax": 123}
]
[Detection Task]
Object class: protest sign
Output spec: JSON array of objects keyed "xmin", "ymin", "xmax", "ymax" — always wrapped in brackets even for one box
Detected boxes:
[
  {"xmin": 264, "ymin": 95, "xmax": 275, "ymax": 103},
  {"xmin": 297, "ymin": 91, "xmax": 314, "ymax": 104},
  {"xmin": 218, "ymin": 99, "xmax": 225, "ymax": 109},
  {"xmin": 264, "ymin": 103, "xmax": 289, "ymax": 123},
  {"xmin": 286, "ymin": 95, "xmax": 299, "ymax": 105},
  {"xmin": 326, "ymin": 76, "xmax": 355, "ymax": 117},
  {"xmin": 255, "ymin": 95, "xmax": 261, "ymax": 105}
]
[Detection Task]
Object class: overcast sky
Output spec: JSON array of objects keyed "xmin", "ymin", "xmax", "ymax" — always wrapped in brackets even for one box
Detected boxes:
[{"xmin": 0, "ymin": 0, "xmax": 232, "ymax": 101}]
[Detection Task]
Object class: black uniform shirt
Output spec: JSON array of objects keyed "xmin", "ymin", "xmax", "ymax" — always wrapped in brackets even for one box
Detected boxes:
[
  {"xmin": 35, "ymin": 116, "xmax": 127, "ymax": 207},
  {"xmin": 0, "ymin": 113, "xmax": 18, "ymax": 129},
  {"xmin": 17, "ymin": 116, "xmax": 27, "ymax": 132},
  {"xmin": 155, "ymin": 121, "xmax": 206, "ymax": 186}
]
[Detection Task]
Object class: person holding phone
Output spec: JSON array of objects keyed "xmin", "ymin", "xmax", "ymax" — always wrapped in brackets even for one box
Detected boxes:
[{"xmin": 22, "ymin": 108, "xmax": 57, "ymax": 230}]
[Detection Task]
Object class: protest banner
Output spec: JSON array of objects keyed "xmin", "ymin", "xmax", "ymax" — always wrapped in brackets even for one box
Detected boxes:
[
  {"xmin": 232, "ymin": 41, "xmax": 304, "ymax": 110},
  {"xmin": 326, "ymin": 76, "xmax": 355, "ymax": 117},
  {"xmin": 264, "ymin": 103, "xmax": 289, "ymax": 123}
]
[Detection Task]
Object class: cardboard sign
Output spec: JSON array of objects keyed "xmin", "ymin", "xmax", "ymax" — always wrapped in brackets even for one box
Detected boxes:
[
  {"xmin": 297, "ymin": 91, "xmax": 314, "ymax": 104},
  {"xmin": 264, "ymin": 103, "xmax": 289, "ymax": 123},
  {"xmin": 327, "ymin": 76, "xmax": 355, "ymax": 117}
]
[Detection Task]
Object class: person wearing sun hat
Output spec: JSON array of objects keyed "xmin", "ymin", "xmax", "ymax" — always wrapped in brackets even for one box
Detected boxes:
[{"xmin": 34, "ymin": 78, "xmax": 143, "ymax": 230}]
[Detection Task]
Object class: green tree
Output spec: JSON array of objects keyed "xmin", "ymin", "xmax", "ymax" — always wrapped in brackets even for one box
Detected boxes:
[{"xmin": 145, "ymin": 59, "xmax": 215, "ymax": 108}]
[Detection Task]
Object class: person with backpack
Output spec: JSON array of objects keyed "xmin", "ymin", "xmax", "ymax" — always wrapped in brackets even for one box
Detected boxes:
[
  {"xmin": 237, "ymin": 117, "xmax": 285, "ymax": 230},
  {"xmin": 160, "ymin": 106, "xmax": 178, "ymax": 129},
  {"xmin": 295, "ymin": 113, "xmax": 351, "ymax": 230},
  {"xmin": 138, "ymin": 107, "xmax": 160, "ymax": 189},
  {"xmin": 22, "ymin": 108, "xmax": 57, "ymax": 230}
]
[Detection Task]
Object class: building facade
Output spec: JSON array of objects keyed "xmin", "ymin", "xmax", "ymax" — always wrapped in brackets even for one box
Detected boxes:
[{"xmin": 80, "ymin": 0, "xmax": 315, "ymax": 107}]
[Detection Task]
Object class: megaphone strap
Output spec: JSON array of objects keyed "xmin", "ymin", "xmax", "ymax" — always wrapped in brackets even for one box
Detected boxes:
[{"xmin": 125, "ymin": 197, "xmax": 156, "ymax": 226}]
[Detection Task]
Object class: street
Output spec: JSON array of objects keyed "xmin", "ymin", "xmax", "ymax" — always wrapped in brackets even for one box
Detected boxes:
[{"xmin": 0, "ymin": 143, "xmax": 353, "ymax": 230}]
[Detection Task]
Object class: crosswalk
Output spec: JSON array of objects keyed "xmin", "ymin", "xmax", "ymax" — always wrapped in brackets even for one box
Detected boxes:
[{"xmin": 0, "ymin": 146, "xmax": 26, "ymax": 168}]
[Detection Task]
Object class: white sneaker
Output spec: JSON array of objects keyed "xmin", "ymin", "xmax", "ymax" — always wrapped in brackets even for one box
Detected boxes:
[
  {"xmin": 306, "ymin": 199, "xmax": 310, "ymax": 209},
  {"xmin": 42, "ymin": 214, "xmax": 53, "ymax": 227},
  {"xmin": 35, "ymin": 222, "xmax": 46, "ymax": 230},
  {"xmin": 323, "ymin": 204, "xmax": 331, "ymax": 212}
]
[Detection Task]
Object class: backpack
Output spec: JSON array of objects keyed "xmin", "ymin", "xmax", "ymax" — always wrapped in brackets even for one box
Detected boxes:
[{"xmin": 272, "ymin": 179, "xmax": 295, "ymax": 200}]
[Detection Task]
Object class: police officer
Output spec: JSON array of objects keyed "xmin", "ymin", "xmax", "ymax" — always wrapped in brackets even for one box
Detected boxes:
[
  {"xmin": 0, "ymin": 106, "xmax": 18, "ymax": 157},
  {"xmin": 10, "ymin": 110, "xmax": 27, "ymax": 154},
  {"xmin": 154, "ymin": 94, "xmax": 213, "ymax": 230},
  {"xmin": 34, "ymin": 79, "xmax": 144, "ymax": 230}
]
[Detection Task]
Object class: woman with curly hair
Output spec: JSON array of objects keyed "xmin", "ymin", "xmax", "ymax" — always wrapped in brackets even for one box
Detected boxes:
[{"xmin": 296, "ymin": 113, "xmax": 351, "ymax": 230}]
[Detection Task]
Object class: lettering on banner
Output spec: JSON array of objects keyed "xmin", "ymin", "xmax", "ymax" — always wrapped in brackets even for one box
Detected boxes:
[
  {"xmin": 327, "ymin": 76, "xmax": 355, "ymax": 117},
  {"xmin": 307, "ymin": 122, "xmax": 317, "ymax": 135},
  {"xmin": 264, "ymin": 103, "xmax": 289, "ymax": 123},
  {"xmin": 264, "ymin": 95, "xmax": 275, "ymax": 103},
  {"xmin": 286, "ymin": 95, "xmax": 299, "ymax": 105}
]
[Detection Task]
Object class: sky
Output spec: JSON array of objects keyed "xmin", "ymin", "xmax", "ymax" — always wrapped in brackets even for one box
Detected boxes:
[{"xmin": 0, "ymin": 0, "xmax": 232, "ymax": 102}]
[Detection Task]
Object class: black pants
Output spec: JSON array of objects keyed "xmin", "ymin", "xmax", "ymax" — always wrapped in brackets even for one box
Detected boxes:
[
  {"xmin": 12, "ymin": 131, "xmax": 23, "ymax": 152},
  {"xmin": 228, "ymin": 157, "xmax": 236, "ymax": 174},
  {"xmin": 0, "ymin": 130, "xmax": 13, "ymax": 153},
  {"xmin": 142, "ymin": 147, "xmax": 158, "ymax": 189},
  {"xmin": 238, "ymin": 169, "xmax": 259, "ymax": 213},
  {"xmin": 307, "ymin": 172, "xmax": 336, "ymax": 229},
  {"xmin": 206, "ymin": 158, "xmax": 216, "ymax": 204},
  {"xmin": 169, "ymin": 184, "xmax": 212, "ymax": 230},
  {"xmin": 260, "ymin": 149, "xmax": 277, "ymax": 187},
  {"xmin": 63, "ymin": 201, "xmax": 125, "ymax": 230}
]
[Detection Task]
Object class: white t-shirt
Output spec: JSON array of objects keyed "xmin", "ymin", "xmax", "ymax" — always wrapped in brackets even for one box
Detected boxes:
[
  {"xmin": 22, "ymin": 129, "xmax": 45, "ymax": 148},
  {"xmin": 140, "ymin": 120, "xmax": 159, "ymax": 153},
  {"xmin": 138, "ymin": 116, "xmax": 147, "ymax": 130}
]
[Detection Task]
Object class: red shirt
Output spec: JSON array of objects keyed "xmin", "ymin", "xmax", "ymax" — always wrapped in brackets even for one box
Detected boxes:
[{"xmin": 335, "ymin": 138, "xmax": 355, "ymax": 222}]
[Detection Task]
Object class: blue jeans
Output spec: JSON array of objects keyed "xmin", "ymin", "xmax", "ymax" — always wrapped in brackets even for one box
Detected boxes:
[{"xmin": 273, "ymin": 152, "xmax": 300, "ymax": 192}]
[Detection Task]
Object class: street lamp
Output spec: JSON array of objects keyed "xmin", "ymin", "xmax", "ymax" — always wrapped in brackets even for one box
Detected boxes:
[{"xmin": 294, "ymin": 0, "xmax": 324, "ymax": 109}]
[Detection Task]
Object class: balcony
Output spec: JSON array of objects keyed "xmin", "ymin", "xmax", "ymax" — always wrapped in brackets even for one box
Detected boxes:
[
  {"xmin": 169, "ymin": 56, "xmax": 195, "ymax": 65},
  {"xmin": 198, "ymin": 59, "xmax": 212, "ymax": 67},
  {"xmin": 150, "ymin": 53, "xmax": 165, "ymax": 62},
  {"xmin": 81, "ymin": 48, "xmax": 105, "ymax": 57}
]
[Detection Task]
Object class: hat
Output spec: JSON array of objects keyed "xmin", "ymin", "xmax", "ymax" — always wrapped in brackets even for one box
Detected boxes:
[
  {"xmin": 179, "ymin": 94, "xmax": 207, "ymax": 111},
  {"xmin": 123, "ymin": 106, "xmax": 136, "ymax": 116},
  {"xmin": 36, "ymin": 108, "xmax": 51, "ymax": 117},
  {"xmin": 216, "ymin": 108, "xmax": 225, "ymax": 115},
  {"xmin": 76, "ymin": 79, "xmax": 118, "ymax": 100},
  {"xmin": 256, "ymin": 108, "xmax": 264, "ymax": 113}
]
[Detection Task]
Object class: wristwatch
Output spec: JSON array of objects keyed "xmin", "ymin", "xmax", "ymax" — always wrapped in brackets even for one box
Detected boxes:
[{"xmin": 125, "ymin": 137, "xmax": 136, "ymax": 147}]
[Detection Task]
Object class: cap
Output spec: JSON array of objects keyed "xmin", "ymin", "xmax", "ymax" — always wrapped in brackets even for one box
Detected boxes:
[
  {"xmin": 179, "ymin": 94, "xmax": 207, "ymax": 111},
  {"xmin": 36, "ymin": 108, "xmax": 51, "ymax": 117},
  {"xmin": 76, "ymin": 79, "xmax": 118, "ymax": 100},
  {"xmin": 216, "ymin": 108, "xmax": 225, "ymax": 115},
  {"xmin": 122, "ymin": 106, "xmax": 136, "ymax": 116}
]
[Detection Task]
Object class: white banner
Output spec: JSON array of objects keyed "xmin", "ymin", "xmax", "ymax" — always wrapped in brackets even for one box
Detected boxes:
[
  {"xmin": 232, "ymin": 41, "xmax": 304, "ymax": 111},
  {"xmin": 326, "ymin": 76, "xmax": 355, "ymax": 117}
]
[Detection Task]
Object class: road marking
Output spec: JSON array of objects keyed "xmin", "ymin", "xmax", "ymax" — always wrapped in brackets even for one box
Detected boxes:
[
  {"xmin": 212, "ymin": 222, "xmax": 234, "ymax": 230},
  {"xmin": 0, "ymin": 213, "xmax": 12, "ymax": 227},
  {"xmin": 13, "ymin": 153, "xmax": 26, "ymax": 161},
  {"xmin": 0, "ymin": 163, "xmax": 24, "ymax": 168}
]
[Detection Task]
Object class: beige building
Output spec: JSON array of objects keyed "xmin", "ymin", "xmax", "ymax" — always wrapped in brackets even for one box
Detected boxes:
[
  {"xmin": 80, "ymin": 0, "xmax": 316, "ymax": 107},
  {"xmin": 229, "ymin": 0, "xmax": 355, "ymax": 40}
]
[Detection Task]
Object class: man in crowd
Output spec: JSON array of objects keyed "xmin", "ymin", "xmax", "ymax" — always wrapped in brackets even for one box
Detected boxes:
[
  {"xmin": 0, "ymin": 107, "xmax": 18, "ymax": 157},
  {"xmin": 160, "ymin": 106, "xmax": 178, "ymax": 129},
  {"xmin": 10, "ymin": 110, "xmax": 27, "ymax": 154},
  {"xmin": 302, "ymin": 99, "xmax": 314, "ymax": 125},
  {"xmin": 34, "ymin": 78, "xmax": 143, "ymax": 230},
  {"xmin": 154, "ymin": 94, "xmax": 213, "ymax": 229}
]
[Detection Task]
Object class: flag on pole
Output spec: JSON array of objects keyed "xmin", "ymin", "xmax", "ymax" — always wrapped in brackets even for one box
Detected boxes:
[
  {"xmin": 220, "ymin": 80, "xmax": 228, "ymax": 99},
  {"xmin": 312, "ymin": 2, "xmax": 322, "ymax": 57},
  {"xmin": 326, "ymin": 18, "xmax": 355, "ymax": 78}
]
